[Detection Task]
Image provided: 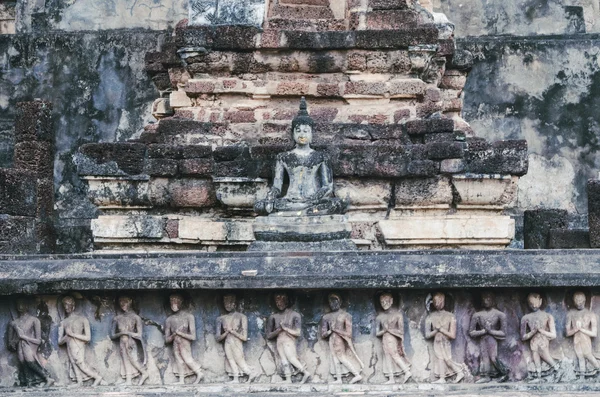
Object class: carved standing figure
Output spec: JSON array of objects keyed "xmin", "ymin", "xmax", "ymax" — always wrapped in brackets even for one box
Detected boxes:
[
  {"xmin": 7, "ymin": 298, "xmax": 55, "ymax": 387},
  {"xmin": 266, "ymin": 292, "xmax": 310, "ymax": 383},
  {"xmin": 254, "ymin": 97, "xmax": 346, "ymax": 216},
  {"xmin": 164, "ymin": 294, "xmax": 204, "ymax": 384},
  {"xmin": 566, "ymin": 291, "xmax": 600, "ymax": 377},
  {"xmin": 58, "ymin": 296, "xmax": 103, "ymax": 386},
  {"xmin": 110, "ymin": 296, "xmax": 148, "ymax": 386},
  {"xmin": 424, "ymin": 292, "xmax": 466, "ymax": 384},
  {"xmin": 375, "ymin": 292, "xmax": 412, "ymax": 384},
  {"xmin": 520, "ymin": 292, "xmax": 559, "ymax": 382},
  {"xmin": 468, "ymin": 292, "xmax": 509, "ymax": 383},
  {"xmin": 321, "ymin": 293, "xmax": 363, "ymax": 384},
  {"xmin": 216, "ymin": 293, "xmax": 258, "ymax": 383}
]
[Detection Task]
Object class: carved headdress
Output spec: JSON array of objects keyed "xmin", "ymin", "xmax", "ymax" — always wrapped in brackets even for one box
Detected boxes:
[{"xmin": 291, "ymin": 97, "xmax": 314, "ymax": 131}]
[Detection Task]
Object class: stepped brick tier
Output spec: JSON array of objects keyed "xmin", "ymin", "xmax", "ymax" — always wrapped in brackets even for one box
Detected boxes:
[
  {"xmin": 75, "ymin": 0, "xmax": 528, "ymax": 252},
  {"xmin": 0, "ymin": 250, "xmax": 596, "ymax": 390}
]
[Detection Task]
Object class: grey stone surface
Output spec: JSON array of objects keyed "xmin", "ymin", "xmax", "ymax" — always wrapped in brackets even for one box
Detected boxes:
[{"xmin": 0, "ymin": 250, "xmax": 599, "ymax": 293}]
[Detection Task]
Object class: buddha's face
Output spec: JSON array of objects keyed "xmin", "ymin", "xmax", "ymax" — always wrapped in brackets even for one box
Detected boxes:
[
  {"xmin": 293, "ymin": 124, "xmax": 313, "ymax": 146},
  {"xmin": 170, "ymin": 294, "xmax": 183, "ymax": 313},
  {"xmin": 527, "ymin": 293, "xmax": 542, "ymax": 311},
  {"xmin": 16, "ymin": 299, "xmax": 28, "ymax": 314},
  {"xmin": 380, "ymin": 294, "xmax": 393, "ymax": 311},
  {"xmin": 432, "ymin": 293, "xmax": 445, "ymax": 311},
  {"xmin": 574, "ymin": 292, "xmax": 586, "ymax": 310},
  {"xmin": 62, "ymin": 297, "xmax": 75, "ymax": 314},
  {"xmin": 482, "ymin": 292, "xmax": 494, "ymax": 309},
  {"xmin": 329, "ymin": 294, "xmax": 341, "ymax": 311},
  {"xmin": 224, "ymin": 294, "xmax": 236, "ymax": 312},
  {"xmin": 275, "ymin": 293, "xmax": 288, "ymax": 311},
  {"xmin": 119, "ymin": 297, "xmax": 132, "ymax": 312}
]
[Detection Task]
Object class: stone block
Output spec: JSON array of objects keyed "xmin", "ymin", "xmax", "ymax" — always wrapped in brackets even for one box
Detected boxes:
[
  {"xmin": 388, "ymin": 79, "xmax": 427, "ymax": 97},
  {"xmin": 213, "ymin": 177, "xmax": 269, "ymax": 208},
  {"xmin": 548, "ymin": 229, "xmax": 590, "ymax": 249},
  {"xmin": 169, "ymin": 91, "xmax": 192, "ymax": 108},
  {"xmin": 144, "ymin": 159, "xmax": 178, "ymax": 176},
  {"xmin": 276, "ymin": 82, "xmax": 310, "ymax": 96},
  {"xmin": 212, "ymin": 25, "xmax": 262, "ymax": 49},
  {"xmin": 379, "ymin": 215, "xmax": 515, "ymax": 247},
  {"xmin": 316, "ymin": 83, "xmax": 341, "ymax": 97},
  {"xmin": 355, "ymin": 27, "xmax": 438, "ymax": 48},
  {"xmin": 85, "ymin": 177, "xmax": 151, "ymax": 208},
  {"xmin": 156, "ymin": 119, "xmax": 212, "ymax": 137},
  {"xmin": 182, "ymin": 145, "xmax": 213, "ymax": 158},
  {"xmin": 14, "ymin": 100, "xmax": 53, "ymax": 143},
  {"xmin": 179, "ymin": 158, "xmax": 214, "ymax": 176},
  {"xmin": 369, "ymin": 0, "xmax": 410, "ymax": 9},
  {"xmin": 395, "ymin": 176, "xmax": 452, "ymax": 206},
  {"xmin": 79, "ymin": 143, "xmax": 146, "ymax": 175},
  {"xmin": 405, "ymin": 118, "xmax": 454, "ymax": 135},
  {"xmin": 91, "ymin": 215, "xmax": 165, "ymax": 239},
  {"xmin": 426, "ymin": 141, "xmax": 465, "ymax": 160},
  {"xmin": 452, "ymin": 174, "xmax": 517, "ymax": 208},
  {"xmin": 465, "ymin": 139, "xmax": 528, "ymax": 176},
  {"xmin": 0, "ymin": 215, "xmax": 36, "ymax": 254},
  {"xmin": 523, "ymin": 209, "xmax": 568, "ymax": 249},
  {"xmin": 0, "ymin": 168, "xmax": 37, "ymax": 216},
  {"xmin": 147, "ymin": 145, "xmax": 183, "ymax": 159},
  {"xmin": 344, "ymin": 81, "xmax": 386, "ymax": 96},
  {"xmin": 36, "ymin": 178, "xmax": 54, "ymax": 221},
  {"xmin": 169, "ymin": 178, "xmax": 216, "ymax": 208},
  {"xmin": 14, "ymin": 141, "xmax": 54, "ymax": 179},
  {"xmin": 440, "ymin": 158, "xmax": 465, "ymax": 173},
  {"xmin": 283, "ymin": 31, "xmax": 354, "ymax": 50},
  {"xmin": 588, "ymin": 180, "xmax": 600, "ymax": 248},
  {"xmin": 365, "ymin": 10, "xmax": 419, "ymax": 30},
  {"xmin": 179, "ymin": 218, "xmax": 254, "ymax": 241},
  {"xmin": 334, "ymin": 178, "xmax": 391, "ymax": 209}
]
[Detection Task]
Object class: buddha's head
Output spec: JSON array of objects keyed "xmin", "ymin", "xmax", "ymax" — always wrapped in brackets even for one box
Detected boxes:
[
  {"xmin": 328, "ymin": 293, "xmax": 342, "ymax": 311},
  {"xmin": 481, "ymin": 291, "xmax": 495, "ymax": 309},
  {"xmin": 291, "ymin": 97, "xmax": 314, "ymax": 147},
  {"xmin": 62, "ymin": 296, "xmax": 75, "ymax": 315},
  {"xmin": 379, "ymin": 292, "xmax": 394, "ymax": 311},
  {"xmin": 573, "ymin": 291, "xmax": 587, "ymax": 310},
  {"xmin": 274, "ymin": 292, "xmax": 289, "ymax": 311},
  {"xmin": 16, "ymin": 298, "xmax": 28, "ymax": 314},
  {"xmin": 118, "ymin": 296, "xmax": 133, "ymax": 313},
  {"xmin": 170, "ymin": 294, "xmax": 184, "ymax": 313},
  {"xmin": 527, "ymin": 292, "xmax": 542, "ymax": 312},
  {"xmin": 223, "ymin": 293, "xmax": 237, "ymax": 313},
  {"xmin": 432, "ymin": 292, "xmax": 445, "ymax": 311}
]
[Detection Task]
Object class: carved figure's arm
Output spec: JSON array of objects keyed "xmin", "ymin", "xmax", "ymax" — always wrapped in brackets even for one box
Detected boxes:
[
  {"xmin": 538, "ymin": 315, "xmax": 557, "ymax": 340},
  {"xmin": 130, "ymin": 315, "xmax": 144, "ymax": 341},
  {"xmin": 266, "ymin": 316, "xmax": 281, "ymax": 340},
  {"xmin": 488, "ymin": 312, "xmax": 507, "ymax": 338},
  {"xmin": 165, "ymin": 319, "xmax": 175, "ymax": 344},
  {"xmin": 565, "ymin": 313, "xmax": 577, "ymax": 337},
  {"xmin": 58, "ymin": 323, "xmax": 67, "ymax": 345},
  {"xmin": 269, "ymin": 157, "xmax": 285, "ymax": 198},
  {"xmin": 216, "ymin": 317, "xmax": 227, "ymax": 342},
  {"xmin": 521, "ymin": 317, "xmax": 537, "ymax": 341},
  {"xmin": 321, "ymin": 317, "xmax": 332, "ymax": 338},
  {"xmin": 110, "ymin": 317, "xmax": 122, "ymax": 340},
  {"xmin": 175, "ymin": 314, "xmax": 197, "ymax": 341},
  {"xmin": 425, "ymin": 317, "xmax": 437, "ymax": 339},
  {"xmin": 229, "ymin": 315, "xmax": 248, "ymax": 342},
  {"xmin": 438, "ymin": 316, "xmax": 457, "ymax": 340},
  {"xmin": 581, "ymin": 314, "xmax": 599, "ymax": 338},
  {"xmin": 282, "ymin": 313, "xmax": 301, "ymax": 337},
  {"xmin": 469, "ymin": 314, "xmax": 486, "ymax": 338},
  {"xmin": 387, "ymin": 316, "xmax": 404, "ymax": 339},
  {"xmin": 315, "ymin": 161, "xmax": 334, "ymax": 199},
  {"xmin": 19, "ymin": 319, "xmax": 43, "ymax": 345},
  {"xmin": 69, "ymin": 318, "xmax": 92, "ymax": 343},
  {"xmin": 335, "ymin": 314, "xmax": 352, "ymax": 339},
  {"xmin": 375, "ymin": 318, "xmax": 385, "ymax": 337}
]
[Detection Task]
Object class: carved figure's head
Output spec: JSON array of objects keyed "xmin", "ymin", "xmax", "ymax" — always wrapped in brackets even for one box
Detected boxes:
[
  {"xmin": 379, "ymin": 292, "xmax": 394, "ymax": 311},
  {"xmin": 223, "ymin": 294, "xmax": 237, "ymax": 313},
  {"xmin": 328, "ymin": 293, "xmax": 342, "ymax": 311},
  {"xmin": 432, "ymin": 292, "xmax": 445, "ymax": 311},
  {"xmin": 527, "ymin": 292, "xmax": 542, "ymax": 311},
  {"xmin": 573, "ymin": 291, "xmax": 587, "ymax": 310},
  {"xmin": 274, "ymin": 292, "xmax": 289, "ymax": 311},
  {"xmin": 291, "ymin": 97, "xmax": 314, "ymax": 146},
  {"xmin": 62, "ymin": 296, "xmax": 75, "ymax": 315},
  {"xmin": 16, "ymin": 298, "xmax": 28, "ymax": 314},
  {"xmin": 170, "ymin": 294, "xmax": 184, "ymax": 313},
  {"xmin": 118, "ymin": 296, "xmax": 133, "ymax": 313},
  {"xmin": 481, "ymin": 291, "xmax": 495, "ymax": 309}
]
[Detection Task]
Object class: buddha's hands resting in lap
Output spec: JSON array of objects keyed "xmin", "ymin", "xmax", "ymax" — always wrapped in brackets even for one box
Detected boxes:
[{"xmin": 309, "ymin": 187, "xmax": 332, "ymax": 202}]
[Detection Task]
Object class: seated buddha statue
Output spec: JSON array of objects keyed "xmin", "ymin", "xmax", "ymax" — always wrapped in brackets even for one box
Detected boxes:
[{"xmin": 254, "ymin": 98, "xmax": 347, "ymax": 216}]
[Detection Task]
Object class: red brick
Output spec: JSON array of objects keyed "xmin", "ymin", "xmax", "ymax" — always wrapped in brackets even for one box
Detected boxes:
[
  {"xmin": 347, "ymin": 52, "xmax": 366, "ymax": 70},
  {"xmin": 223, "ymin": 80, "xmax": 237, "ymax": 89},
  {"xmin": 225, "ymin": 110, "xmax": 256, "ymax": 123},
  {"xmin": 165, "ymin": 219, "xmax": 179, "ymax": 239},
  {"xmin": 186, "ymin": 81, "xmax": 216, "ymax": 94},
  {"xmin": 344, "ymin": 81, "xmax": 386, "ymax": 95},
  {"xmin": 394, "ymin": 109, "xmax": 411, "ymax": 122},
  {"xmin": 316, "ymin": 83, "xmax": 340, "ymax": 97},
  {"xmin": 311, "ymin": 108, "xmax": 339, "ymax": 123},
  {"xmin": 275, "ymin": 82, "xmax": 310, "ymax": 96}
]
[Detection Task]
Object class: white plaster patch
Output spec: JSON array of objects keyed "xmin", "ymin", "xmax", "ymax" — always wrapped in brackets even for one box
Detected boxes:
[{"xmin": 517, "ymin": 153, "xmax": 577, "ymax": 211}]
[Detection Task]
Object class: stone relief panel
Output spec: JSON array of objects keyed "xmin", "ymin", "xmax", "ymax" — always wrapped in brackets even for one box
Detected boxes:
[
  {"xmin": 189, "ymin": 0, "xmax": 265, "ymax": 26},
  {"xmin": 0, "ymin": 289, "xmax": 599, "ymax": 387}
]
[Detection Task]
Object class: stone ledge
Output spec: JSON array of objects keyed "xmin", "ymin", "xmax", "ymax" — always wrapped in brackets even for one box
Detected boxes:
[
  {"xmin": 0, "ymin": 250, "xmax": 599, "ymax": 294},
  {"xmin": 1, "ymin": 382, "xmax": 600, "ymax": 396}
]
